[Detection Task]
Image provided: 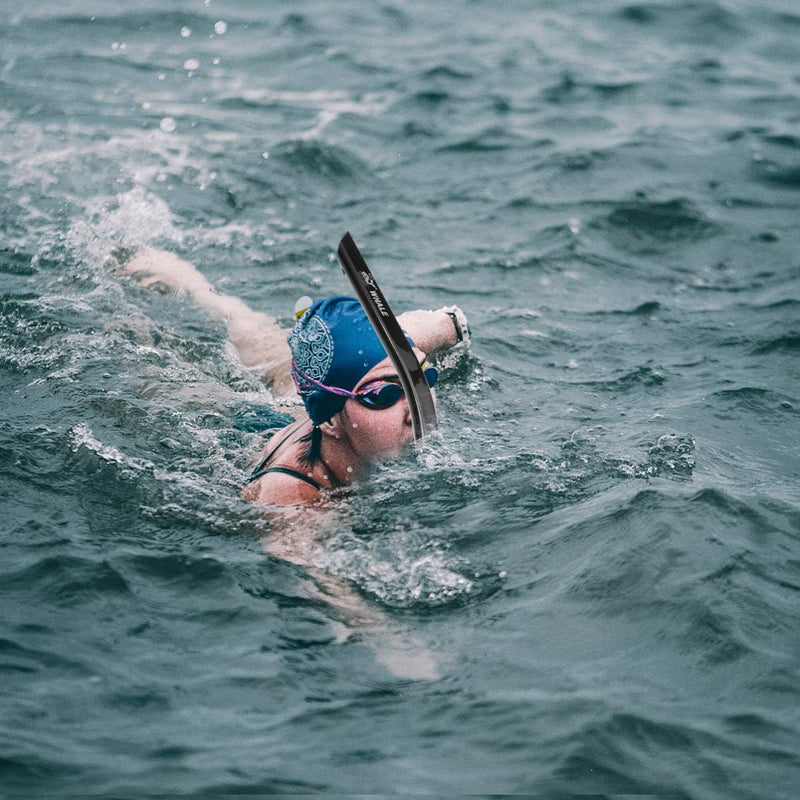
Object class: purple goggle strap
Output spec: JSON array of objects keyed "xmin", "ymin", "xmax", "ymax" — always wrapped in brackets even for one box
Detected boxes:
[{"xmin": 291, "ymin": 361, "xmax": 362, "ymax": 400}]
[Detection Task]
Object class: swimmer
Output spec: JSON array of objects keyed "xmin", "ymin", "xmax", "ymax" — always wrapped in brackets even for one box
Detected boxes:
[
  {"xmin": 117, "ymin": 245, "xmax": 468, "ymax": 679},
  {"xmin": 119, "ymin": 246, "xmax": 469, "ymax": 507}
]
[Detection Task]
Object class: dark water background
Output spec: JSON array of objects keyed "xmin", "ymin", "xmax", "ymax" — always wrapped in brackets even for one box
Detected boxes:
[{"xmin": 2, "ymin": 0, "xmax": 799, "ymax": 795}]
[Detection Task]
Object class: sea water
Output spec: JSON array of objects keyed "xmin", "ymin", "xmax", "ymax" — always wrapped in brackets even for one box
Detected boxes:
[{"xmin": 1, "ymin": 1, "xmax": 799, "ymax": 795}]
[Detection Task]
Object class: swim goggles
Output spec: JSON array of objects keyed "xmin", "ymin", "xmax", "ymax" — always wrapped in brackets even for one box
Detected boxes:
[{"xmin": 292, "ymin": 362, "xmax": 438, "ymax": 410}]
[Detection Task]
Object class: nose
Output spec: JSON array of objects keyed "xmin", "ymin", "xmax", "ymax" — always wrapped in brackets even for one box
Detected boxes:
[{"xmin": 402, "ymin": 397, "xmax": 413, "ymax": 426}]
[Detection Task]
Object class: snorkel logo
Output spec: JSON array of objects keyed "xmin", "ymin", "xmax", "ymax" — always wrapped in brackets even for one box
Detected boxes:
[{"xmin": 360, "ymin": 270, "xmax": 390, "ymax": 317}]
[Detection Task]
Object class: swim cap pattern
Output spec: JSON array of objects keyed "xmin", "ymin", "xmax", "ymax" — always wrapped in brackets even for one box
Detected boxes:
[{"xmin": 287, "ymin": 314, "xmax": 333, "ymax": 382}]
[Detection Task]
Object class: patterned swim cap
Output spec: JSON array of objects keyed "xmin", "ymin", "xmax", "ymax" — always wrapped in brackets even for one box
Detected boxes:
[{"xmin": 288, "ymin": 296, "xmax": 412, "ymax": 424}]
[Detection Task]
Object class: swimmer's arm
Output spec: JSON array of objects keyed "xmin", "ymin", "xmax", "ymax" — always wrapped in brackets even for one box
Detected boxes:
[
  {"xmin": 262, "ymin": 509, "xmax": 441, "ymax": 680},
  {"xmin": 118, "ymin": 247, "xmax": 295, "ymax": 397},
  {"xmin": 397, "ymin": 307, "xmax": 469, "ymax": 357}
]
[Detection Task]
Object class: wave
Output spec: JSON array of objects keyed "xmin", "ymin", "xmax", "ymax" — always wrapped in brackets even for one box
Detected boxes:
[
  {"xmin": 750, "ymin": 161, "xmax": 800, "ymax": 190},
  {"xmin": 582, "ymin": 365, "xmax": 667, "ymax": 392},
  {"xmin": 1, "ymin": 555, "xmax": 132, "ymax": 607},
  {"xmin": 553, "ymin": 710, "xmax": 735, "ymax": 796},
  {"xmin": 616, "ymin": 1, "xmax": 745, "ymax": 42},
  {"xmin": 711, "ymin": 386, "xmax": 797, "ymax": 414},
  {"xmin": 590, "ymin": 198, "xmax": 721, "ymax": 255},
  {"xmin": 0, "ymin": 635, "xmax": 92, "ymax": 676},
  {"xmin": 435, "ymin": 126, "xmax": 532, "ymax": 154},
  {"xmin": 270, "ymin": 139, "xmax": 374, "ymax": 183}
]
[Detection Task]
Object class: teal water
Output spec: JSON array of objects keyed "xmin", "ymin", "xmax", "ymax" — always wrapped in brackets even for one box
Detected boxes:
[{"xmin": 2, "ymin": 1, "xmax": 799, "ymax": 795}]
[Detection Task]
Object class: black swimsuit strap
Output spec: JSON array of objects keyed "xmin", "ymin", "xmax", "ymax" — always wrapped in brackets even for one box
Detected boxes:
[
  {"xmin": 254, "ymin": 466, "xmax": 323, "ymax": 491},
  {"xmin": 244, "ymin": 423, "xmax": 337, "ymax": 493},
  {"xmin": 244, "ymin": 426, "xmax": 299, "ymax": 486}
]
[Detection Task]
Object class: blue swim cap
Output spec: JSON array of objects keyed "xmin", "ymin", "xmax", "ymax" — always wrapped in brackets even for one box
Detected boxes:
[{"xmin": 288, "ymin": 296, "xmax": 412, "ymax": 424}]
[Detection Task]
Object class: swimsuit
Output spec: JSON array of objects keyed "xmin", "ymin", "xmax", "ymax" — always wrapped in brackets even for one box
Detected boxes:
[{"xmin": 244, "ymin": 425, "xmax": 325, "ymax": 492}]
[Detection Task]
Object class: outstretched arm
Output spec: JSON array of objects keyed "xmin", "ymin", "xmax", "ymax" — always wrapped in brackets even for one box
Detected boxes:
[
  {"xmin": 119, "ymin": 247, "xmax": 469, "ymax": 393},
  {"xmin": 118, "ymin": 247, "xmax": 296, "ymax": 397}
]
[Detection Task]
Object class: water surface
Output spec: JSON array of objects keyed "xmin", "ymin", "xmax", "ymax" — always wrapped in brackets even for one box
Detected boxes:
[{"xmin": 1, "ymin": 1, "xmax": 799, "ymax": 795}]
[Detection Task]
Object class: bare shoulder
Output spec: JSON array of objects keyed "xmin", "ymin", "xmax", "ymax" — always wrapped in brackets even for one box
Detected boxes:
[{"xmin": 243, "ymin": 471, "xmax": 322, "ymax": 506}]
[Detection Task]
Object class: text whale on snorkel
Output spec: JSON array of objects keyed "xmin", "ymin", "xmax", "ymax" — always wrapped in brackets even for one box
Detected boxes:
[{"xmin": 361, "ymin": 270, "xmax": 390, "ymax": 317}]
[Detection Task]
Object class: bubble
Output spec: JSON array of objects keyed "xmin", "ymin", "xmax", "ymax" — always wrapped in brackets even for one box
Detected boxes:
[
  {"xmin": 212, "ymin": 57, "xmax": 220, "ymax": 65},
  {"xmin": 180, "ymin": 26, "xmax": 191, "ymax": 38},
  {"xmin": 159, "ymin": 117, "xmax": 176, "ymax": 133},
  {"xmin": 261, "ymin": 151, "xmax": 269, "ymax": 159},
  {"xmin": 183, "ymin": 58, "xmax": 200, "ymax": 71},
  {"xmin": 214, "ymin": 20, "xmax": 227, "ymax": 35}
]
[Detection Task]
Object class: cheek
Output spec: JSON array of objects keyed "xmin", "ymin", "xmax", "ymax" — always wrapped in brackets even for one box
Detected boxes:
[{"xmin": 345, "ymin": 404, "xmax": 410, "ymax": 456}]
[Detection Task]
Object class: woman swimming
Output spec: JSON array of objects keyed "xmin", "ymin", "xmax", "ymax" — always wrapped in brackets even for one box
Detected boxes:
[
  {"xmin": 119, "ymin": 246, "xmax": 469, "ymax": 506},
  {"xmin": 119, "ymin": 245, "xmax": 466, "ymax": 679}
]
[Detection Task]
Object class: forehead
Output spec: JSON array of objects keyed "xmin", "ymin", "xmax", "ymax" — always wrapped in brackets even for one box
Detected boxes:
[{"xmin": 355, "ymin": 349, "xmax": 425, "ymax": 385}]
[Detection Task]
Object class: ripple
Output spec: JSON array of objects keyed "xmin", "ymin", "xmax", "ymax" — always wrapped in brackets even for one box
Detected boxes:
[
  {"xmin": 1, "ymin": 556, "xmax": 132, "ymax": 607},
  {"xmin": 616, "ymin": 1, "xmax": 745, "ymax": 42},
  {"xmin": 592, "ymin": 198, "xmax": 721, "ymax": 254},
  {"xmin": 555, "ymin": 712, "xmax": 726, "ymax": 795},
  {"xmin": 0, "ymin": 636, "xmax": 92, "ymax": 676},
  {"xmin": 711, "ymin": 386, "xmax": 798, "ymax": 415},
  {"xmin": 435, "ymin": 126, "xmax": 530, "ymax": 153},
  {"xmin": 584, "ymin": 365, "xmax": 667, "ymax": 392},
  {"xmin": 272, "ymin": 139, "xmax": 373, "ymax": 182},
  {"xmin": 750, "ymin": 160, "xmax": 800, "ymax": 190},
  {"xmin": 122, "ymin": 552, "xmax": 231, "ymax": 588}
]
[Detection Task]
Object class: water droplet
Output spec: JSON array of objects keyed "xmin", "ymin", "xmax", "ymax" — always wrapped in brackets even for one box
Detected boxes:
[
  {"xmin": 184, "ymin": 58, "xmax": 200, "ymax": 71},
  {"xmin": 159, "ymin": 117, "xmax": 176, "ymax": 133},
  {"xmin": 214, "ymin": 20, "xmax": 227, "ymax": 35},
  {"xmin": 180, "ymin": 26, "xmax": 192, "ymax": 38}
]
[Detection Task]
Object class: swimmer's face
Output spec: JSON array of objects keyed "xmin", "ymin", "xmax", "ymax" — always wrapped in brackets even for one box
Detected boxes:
[{"xmin": 339, "ymin": 350, "xmax": 433, "ymax": 461}]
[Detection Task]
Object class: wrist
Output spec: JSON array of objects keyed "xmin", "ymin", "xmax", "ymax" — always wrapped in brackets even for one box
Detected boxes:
[{"xmin": 436, "ymin": 305, "xmax": 470, "ymax": 347}]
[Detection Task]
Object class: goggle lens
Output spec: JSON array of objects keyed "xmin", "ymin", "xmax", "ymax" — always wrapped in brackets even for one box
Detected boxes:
[{"xmin": 356, "ymin": 366, "xmax": 438, "ymax": 409}]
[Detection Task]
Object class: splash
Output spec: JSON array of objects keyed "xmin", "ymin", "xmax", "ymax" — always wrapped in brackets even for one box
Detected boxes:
[{"xmin": 317, "ymin": 520, "xmax": 477, "ymax": 609}]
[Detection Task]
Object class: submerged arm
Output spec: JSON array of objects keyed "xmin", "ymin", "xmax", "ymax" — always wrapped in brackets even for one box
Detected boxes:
[{"xmin": 265, "ymin": 507, "xmax": 442, "ymax": 681}]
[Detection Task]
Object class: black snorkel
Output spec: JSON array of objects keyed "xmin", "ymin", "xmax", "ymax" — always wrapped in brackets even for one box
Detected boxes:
[{"xmin": 337, "ymin": 232, "xmax": 438, "ymax": 440}]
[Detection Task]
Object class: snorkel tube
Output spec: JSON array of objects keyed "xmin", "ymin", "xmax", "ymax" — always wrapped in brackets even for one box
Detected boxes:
[{"xmin": 337, "ymin": 233, "xmax": 438, "ymax": 440}]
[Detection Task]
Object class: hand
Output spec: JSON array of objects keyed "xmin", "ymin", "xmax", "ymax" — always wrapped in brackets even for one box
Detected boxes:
[{"xmin": 113, "ymin": 246, "xmax": 214, "ymax": 298}]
